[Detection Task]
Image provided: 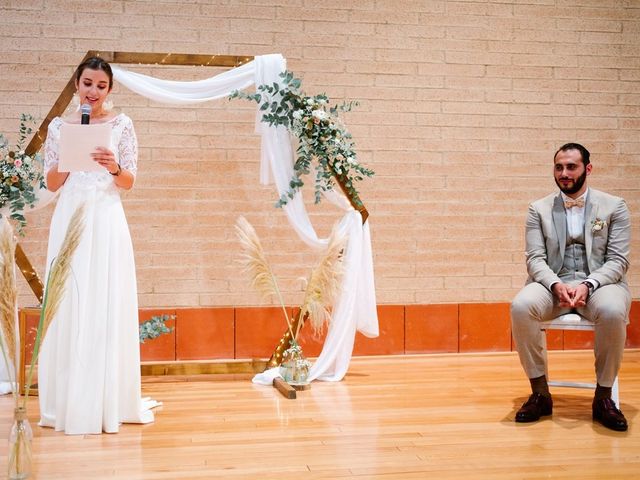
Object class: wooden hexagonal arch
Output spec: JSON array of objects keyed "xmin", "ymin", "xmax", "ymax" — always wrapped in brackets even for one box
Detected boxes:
[{"xmin": 16, "ymin": 50, "xmax": 369, "ymax": 368}]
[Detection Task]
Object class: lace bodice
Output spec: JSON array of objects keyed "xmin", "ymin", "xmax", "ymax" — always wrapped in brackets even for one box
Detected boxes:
[{"xmin": 44, "ymin": 113, "xmax": 138, "ymax": 178}]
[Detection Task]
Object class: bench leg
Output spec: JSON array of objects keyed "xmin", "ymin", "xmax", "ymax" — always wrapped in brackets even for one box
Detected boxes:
[{"xmin": 548, "ymin": 377, "xmax": 620, "ymax": 406}]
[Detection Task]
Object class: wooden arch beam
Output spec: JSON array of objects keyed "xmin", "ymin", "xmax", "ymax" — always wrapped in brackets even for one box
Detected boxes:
[{"xmin": 24, "ymin": 51, "xmax": 253, "ymax": 158}]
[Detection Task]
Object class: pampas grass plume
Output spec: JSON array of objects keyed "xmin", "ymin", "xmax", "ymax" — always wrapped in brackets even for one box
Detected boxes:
[
  {"xmin": 40, "ymin": 204, "xmax": 85, "ymax": 336},
  {"xmin": 299, "ymin": 225, "xmax": 345, "ymax": 337},
  {"xmin": 0, "ymin": 219, "xmax": 18, "ymax": 400},
  {"xmin": 235, "ymin": 216, "xmax": 293, "ymax": 337},
  {"xmin": 23, "ymin": 203, "xmax": 85, "ymax": 402}
]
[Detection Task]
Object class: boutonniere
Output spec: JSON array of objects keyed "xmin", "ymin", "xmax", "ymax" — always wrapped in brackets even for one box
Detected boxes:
[{"xmin": 591, "ymin": 218, "xmax": 606, "ymax": 232}]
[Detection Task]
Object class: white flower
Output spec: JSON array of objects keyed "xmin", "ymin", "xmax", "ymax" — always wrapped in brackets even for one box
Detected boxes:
[
  {"xmin": 591, "ymin": 218, "xmax": 606, "ymax": 232},
  {"xmin": 292, "ymin": 110, "xmax": 303, "ymax": 120},
  {"xmin": 312, "ymin": 109, "xmax": 328, "ymax": 121},
  {"xmin": 0, "ymin": 114, "xmax": 45, "ymax": 233}
]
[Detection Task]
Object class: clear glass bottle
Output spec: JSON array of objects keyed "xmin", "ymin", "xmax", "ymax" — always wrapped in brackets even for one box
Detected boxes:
[
  {"xmin": 279, "ymin": 342, "xmax": 310, "ymax": 386},
  {"xmin": 8, "ymin": 407, "xmax": 33, "ymax": 480}
]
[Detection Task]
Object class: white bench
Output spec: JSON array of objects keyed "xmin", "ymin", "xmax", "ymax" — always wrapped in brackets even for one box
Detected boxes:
[{"xmin": 540, "ymin": 313, "xmax": 619, "ymax": 405}]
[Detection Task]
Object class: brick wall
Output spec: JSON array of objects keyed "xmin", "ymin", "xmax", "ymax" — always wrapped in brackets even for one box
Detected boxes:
[{"xmin": 2, "ymin": 0, "xmax": 639, "ymax": 314}]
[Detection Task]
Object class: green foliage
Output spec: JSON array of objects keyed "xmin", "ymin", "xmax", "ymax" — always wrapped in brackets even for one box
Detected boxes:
[
  {"xmin": 0, "ymin": 114, "xmax": 46, "ymax": 234},
  {"xmin": 139, "ymin": 314, "xmax": 175, "ymax": 344},
  {"xmin": 230, "ymin": 71, "xmax": 374, "ymax": 208}
]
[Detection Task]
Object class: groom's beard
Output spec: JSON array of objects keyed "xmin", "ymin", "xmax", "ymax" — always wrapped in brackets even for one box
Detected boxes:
[{"xmin": 556, "ymin": 169, "xmax": 587, "ymax": 195}]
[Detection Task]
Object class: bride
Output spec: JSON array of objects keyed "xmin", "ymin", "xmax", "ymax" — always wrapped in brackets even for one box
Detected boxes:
[{"xmin": 38, "ymin": 56, "xmax": 155, "ymax": 434}]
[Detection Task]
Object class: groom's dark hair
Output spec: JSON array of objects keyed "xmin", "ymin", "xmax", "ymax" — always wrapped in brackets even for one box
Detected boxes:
[{"xmin": 554, "ymin": 143, "xmax": 591, "ymax": 166}]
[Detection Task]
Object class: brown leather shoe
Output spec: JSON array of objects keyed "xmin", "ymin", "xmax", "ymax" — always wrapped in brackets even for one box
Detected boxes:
[
  {"xmin": 592, "ymin": 398, "xmax": 628, "ymax": 432},
  {"xmin": 515, "ymin": 393, "xmax": 553, "ymax": 423}
]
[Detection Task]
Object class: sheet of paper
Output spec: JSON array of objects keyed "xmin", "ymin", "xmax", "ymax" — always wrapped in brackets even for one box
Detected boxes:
[{"xmin": 59, "ymin": 123, "xmax": 112, "ymax": 173}]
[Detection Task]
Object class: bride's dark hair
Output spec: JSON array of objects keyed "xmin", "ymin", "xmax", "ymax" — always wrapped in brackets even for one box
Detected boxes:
[{"xmin": 75, "ymin": 56, "xmax": 113, "ymax": 89}]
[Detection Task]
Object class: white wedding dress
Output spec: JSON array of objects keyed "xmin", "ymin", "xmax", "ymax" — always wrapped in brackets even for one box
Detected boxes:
[{"xmin": 38, "ymin": 113, "xmax": 155, "ymax": 434}]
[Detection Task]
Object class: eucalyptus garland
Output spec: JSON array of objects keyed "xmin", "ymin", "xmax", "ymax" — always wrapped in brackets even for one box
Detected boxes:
[
  {"xmin": 231, "ymin": 71, "xmax": 374, "ymax": 208},
  {"xmin": 139, "ymin": 314, "xmax": 174, "ymax": 344}
]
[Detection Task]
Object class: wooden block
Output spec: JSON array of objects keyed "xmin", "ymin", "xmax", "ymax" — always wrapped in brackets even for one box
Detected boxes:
[
  {"xmin": 292, "ymin": 383, "xmax": 311, "ymax": 391},
  {"xmin": 273, "ymin": 377, "xmax": 296, "ymax": 399}
]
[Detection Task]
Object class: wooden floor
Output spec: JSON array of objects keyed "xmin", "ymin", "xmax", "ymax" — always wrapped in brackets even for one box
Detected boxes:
[{"xmin": 1, "ymin": 350, "xmax": 639, "ymax": 479}]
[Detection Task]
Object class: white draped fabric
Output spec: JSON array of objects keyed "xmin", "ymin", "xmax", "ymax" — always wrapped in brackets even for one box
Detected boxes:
[{"xmin": 112, "ymin": 54, "xmax": 378, "ymax": 382}]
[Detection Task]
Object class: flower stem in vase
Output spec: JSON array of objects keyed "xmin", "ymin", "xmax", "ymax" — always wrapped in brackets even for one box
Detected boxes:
[{"xmin": 8, "ymin": 406, "xmax": 33, "ymax": 480}]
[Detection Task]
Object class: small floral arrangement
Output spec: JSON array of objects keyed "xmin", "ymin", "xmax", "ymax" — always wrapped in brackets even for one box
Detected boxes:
[
  {"xmin": 280, "ymin": 340, "xmax": 312, "ymax": 385},
  {"xmin": 230, "ymin": 71, "xmax": 374, "ymax": 208},
  {"xmin": 591, "ymin": 218, "xmax": 606, "ymax": 232},
  {"xmin": 0, "ymin": 115, "xmax": 45, "ymax": 233},
  {"xmin": 139, "ymin": 314, "xmax": 175, "ymax": 343},
  {"xmin": 283, "ymin": 342, "xmax": 312, "ymax": 370}
]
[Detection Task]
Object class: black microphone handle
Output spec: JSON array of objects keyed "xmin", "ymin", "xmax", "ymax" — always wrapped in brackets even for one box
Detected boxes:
[{"xmin": 81, "ymin": 114, "xmax": 90, "ymax": 125}]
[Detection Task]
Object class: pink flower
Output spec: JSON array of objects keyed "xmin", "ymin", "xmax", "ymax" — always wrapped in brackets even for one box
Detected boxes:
[{"xmin": 13, "ymin": 158, "xmax": 22, "ymax": 168}]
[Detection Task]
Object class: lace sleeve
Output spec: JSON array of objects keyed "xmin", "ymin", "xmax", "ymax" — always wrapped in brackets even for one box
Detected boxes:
[
  {"xmin": 118, "ymin": 115, "xmax": 138, "ymax": 176},
  {"xmin": 43, "ymin": 118, "xmax": 61, "ymax": 174}
]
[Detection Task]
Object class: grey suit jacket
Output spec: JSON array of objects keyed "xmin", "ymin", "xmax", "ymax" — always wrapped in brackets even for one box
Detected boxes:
[{"xmin": 524, "ymin": 188, "xmax": 631, "ymax": 290}]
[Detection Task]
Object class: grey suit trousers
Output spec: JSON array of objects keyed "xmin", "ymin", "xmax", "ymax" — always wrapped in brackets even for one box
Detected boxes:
[{"xmin": 511, "ymin": 280, "xmax": 631, "ymax": 387}]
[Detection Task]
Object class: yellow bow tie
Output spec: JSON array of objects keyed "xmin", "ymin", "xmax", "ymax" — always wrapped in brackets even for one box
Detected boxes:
[{"xmin": 564, "ymin": 198, "xmax": 585, "ymax": 209}]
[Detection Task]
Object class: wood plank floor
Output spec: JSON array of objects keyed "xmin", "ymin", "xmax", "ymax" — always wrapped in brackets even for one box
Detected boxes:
[{"xmin": 1, "ymin": 350, "xmax": 639, "ymax": 479}]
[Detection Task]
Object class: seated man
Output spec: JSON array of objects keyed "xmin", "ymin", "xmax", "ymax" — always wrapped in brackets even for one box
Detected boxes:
[{"xmin": 511, "ymin": 143, "xmax": 631, "ymax": 432}]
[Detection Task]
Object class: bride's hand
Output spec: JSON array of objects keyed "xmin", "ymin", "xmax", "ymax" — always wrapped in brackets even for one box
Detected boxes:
[{"xmin": 92, "ymin": 147, "xmax": 119, "ymax": 174}]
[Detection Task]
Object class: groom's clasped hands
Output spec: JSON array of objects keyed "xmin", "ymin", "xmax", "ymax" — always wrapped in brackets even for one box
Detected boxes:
[{"xmin": 552, "ymin": 282, "xmax": 589, "ymax": 308}]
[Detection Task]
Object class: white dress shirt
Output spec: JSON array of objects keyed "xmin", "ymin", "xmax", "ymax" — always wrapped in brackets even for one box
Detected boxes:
[
  {"xmin": 561, "ymin": 189, "xmax": 588, "ymax": 240},
  {"xmin": 551, "ymin": 188, "xmax": 599, "ymax": 293}
]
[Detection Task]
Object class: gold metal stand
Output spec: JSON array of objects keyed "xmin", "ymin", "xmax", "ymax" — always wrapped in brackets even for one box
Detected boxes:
[{"xmin": 18, "ymin": 307, "xmax": 39, "ymax": 395}]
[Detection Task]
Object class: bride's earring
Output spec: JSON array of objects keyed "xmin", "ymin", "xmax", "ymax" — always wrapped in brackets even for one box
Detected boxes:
[{"xmin": 103, "ymin": 97, "xmax": 113, "ymax": 112}]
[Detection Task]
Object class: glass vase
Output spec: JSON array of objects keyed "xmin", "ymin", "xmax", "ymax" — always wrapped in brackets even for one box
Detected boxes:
[
  {"xmin": 8, "ymin": 407, "xmax": 33, "ymax": 480},
  {"xmin": 279, "ymin": 342, "xmax": 310, "ymax": 387}
]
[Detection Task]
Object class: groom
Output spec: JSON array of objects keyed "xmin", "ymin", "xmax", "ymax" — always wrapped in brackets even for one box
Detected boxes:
[{"xmin": 511, "ymin": 143, "xmax": 631, "ymax": 431}]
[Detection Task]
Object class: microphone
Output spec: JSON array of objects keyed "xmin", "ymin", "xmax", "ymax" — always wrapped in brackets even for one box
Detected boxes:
[{"xmin": 80, "ymin": 104, "xmax": 91, "ymax": 125}]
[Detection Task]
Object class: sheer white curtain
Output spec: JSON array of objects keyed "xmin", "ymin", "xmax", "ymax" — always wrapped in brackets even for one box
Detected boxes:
[{"xmin": 112, "ymin": 54, "xmax": 378, "ymax": 382}]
